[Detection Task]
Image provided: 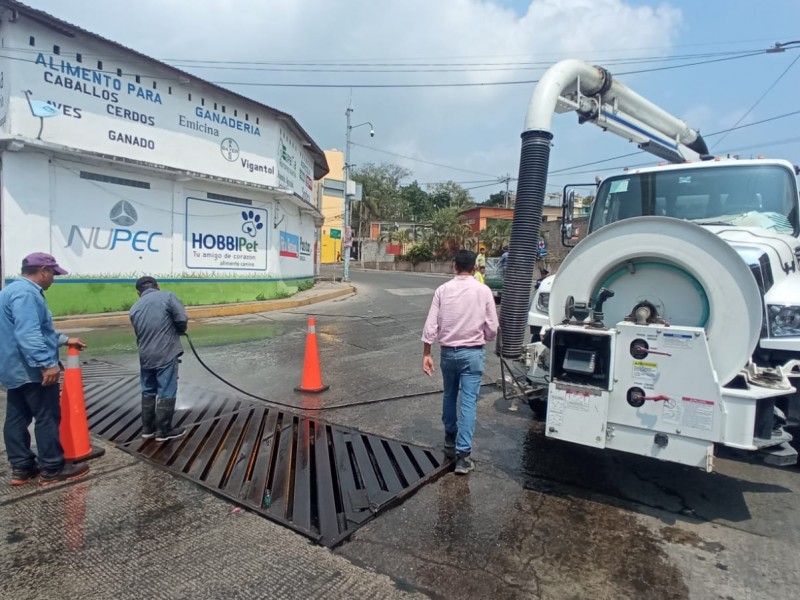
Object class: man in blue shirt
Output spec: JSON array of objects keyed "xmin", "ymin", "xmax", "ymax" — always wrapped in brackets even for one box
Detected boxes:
[
  {"xmin": 498, "ymin": 247, "xmax": 509, "ymax": 276},
  {"xmin": 0, "ymin": 253, "xmax": 89, "ymax": 486},
  {"xmin": 129, "ymin": 276, "xmax": 188, "ymax": 442}
]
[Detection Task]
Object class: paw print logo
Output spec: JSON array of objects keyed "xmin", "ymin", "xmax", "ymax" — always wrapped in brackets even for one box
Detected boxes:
[{"xmin": 241, "ymin": 210, "xmax": 264, "ymax": 238}]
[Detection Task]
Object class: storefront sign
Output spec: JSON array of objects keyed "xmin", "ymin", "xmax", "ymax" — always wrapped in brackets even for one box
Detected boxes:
[{"xmin": 185, "ymin": 197, "xmax": 268, "ymax": 271}]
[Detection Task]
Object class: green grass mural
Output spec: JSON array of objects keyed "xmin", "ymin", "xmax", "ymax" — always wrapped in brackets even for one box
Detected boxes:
[{"xmin": 3, "ymin": 275, "xmax": 315, "ymax": 316}]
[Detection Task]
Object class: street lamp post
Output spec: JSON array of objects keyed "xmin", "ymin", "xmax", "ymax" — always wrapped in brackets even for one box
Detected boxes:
[{"xmin": 343, "ymin": 100, "xmax": 374, "ymax": 282}]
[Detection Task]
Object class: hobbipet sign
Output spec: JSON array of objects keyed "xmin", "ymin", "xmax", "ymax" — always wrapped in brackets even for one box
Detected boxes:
[{"xmin": 185, "ymin": 197, "xmax": 268, "ymax": 271}]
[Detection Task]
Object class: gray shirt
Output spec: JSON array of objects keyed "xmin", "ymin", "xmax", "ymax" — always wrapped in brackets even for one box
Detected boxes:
[{"xmin": 129, "ymin": 289, "xmax": 188, "ymax": 369}]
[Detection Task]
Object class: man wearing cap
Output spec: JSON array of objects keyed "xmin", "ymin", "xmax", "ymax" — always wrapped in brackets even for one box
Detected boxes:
[
  {"xmin": 0, "ymin": 253, "xmax": 90, "ymax": 486},
  {"xmin": 129, "ymin": 276, "xmax": 188, "ymax": 442}
]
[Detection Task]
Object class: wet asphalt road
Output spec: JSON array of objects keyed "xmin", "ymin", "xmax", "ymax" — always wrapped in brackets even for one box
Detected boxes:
[{"xmin": 3, "ymin": 268, "xmax": 800, "ymax": 599}]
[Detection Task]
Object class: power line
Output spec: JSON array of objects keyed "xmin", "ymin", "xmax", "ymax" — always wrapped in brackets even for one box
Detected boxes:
[
  {"xmin": 164, "ymin": 49, "xmax": 755, "ymax": 71},
  {"xmin": 156, "ymin": 35, "xmax": 796, "ymax": 63},
  {"xmin": 207, "ymin": 48, "xmax": 787, "ymax": 89},
  {"xmin": 350, "ymin": 142, "xmax": 503, "ymax": 178},
  {"xmin": 712, "ymin": 53, "xmax": 800, "ymax": 148}
]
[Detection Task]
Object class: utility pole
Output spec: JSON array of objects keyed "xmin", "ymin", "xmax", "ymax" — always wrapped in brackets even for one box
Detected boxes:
[
  {"xmin": 342, "ymin": 97, "xmax": 374, "ymax": 283},
  {"xmin": 504, "ymin": 174, "xmax": 511, "ymax": 208},
  {"xmin": 343, "ymin": 100, "xmax": 353, "ymax": 282}
]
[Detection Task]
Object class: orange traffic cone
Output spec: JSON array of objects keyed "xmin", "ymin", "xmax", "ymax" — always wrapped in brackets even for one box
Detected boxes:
[
  {"xmin": 294, "ymin": 317, "xmax": 330, "ymax": 394},
  {"xmin": 59, "ymin": 346, "xmax": 105, "ymax": 463}
]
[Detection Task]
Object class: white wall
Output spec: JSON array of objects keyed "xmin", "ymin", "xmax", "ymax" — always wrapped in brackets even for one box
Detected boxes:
[{"xmin": 1, "ymin": 151, "xmax": 315, "ymax": 281}]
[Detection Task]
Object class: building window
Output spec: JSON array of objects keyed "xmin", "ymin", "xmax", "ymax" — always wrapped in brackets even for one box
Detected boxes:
[
  {"xmin": 80, "ymin": 171, "xmax": 151, "ymax": 189},
  {"xmin": 245, "ymin": 114, "xmax": 249, "ymax": 121},
  {"xmin": 152, "ymin": 81, "xmax": 157, "ymax": 89},
  {"xmin": 76, "ymin": 53, "xmax": 82, "ymax": 63},
  {"xmin": 221, "ymin": 105, "xmax": 226, "ymax": 113},
  {"xmin": 117, "ymin": 68, "xmax": 123, "ymax": 76},
  {"xmin": 53, "ymin": 45, "xmax": 60, "ymax": 55},
  {"xmin": 234, "ymin": 109, "xmax": 238, "ymax": 117},
  {"xmin": 135, "ymin": 75, "xmax": 141, "ymax": 83},
  {"xmin": 214, "ymin": 102, "xmax": 218, "ymax": 110},
  {"xmin": 256, "ymin": 117, "xmax": 260, "ymax": 124},
  {"xmin": 201, "ymin": 98, "xmax": 205, "ymax": 106},
  {"xmin": 168, "ymin": 86, "xmax": 172, "ymax": 95},
  {"xmin": 188, "ymin": 93, "xmax": 192, "ymax": 101},
  {"xmin": 29, "ymin": 36, "xmax": 35, "ymax": 46},
  {"xmin": 97, "ymin": 60, "xmax": 103, "ymax": 70},
  {"xmin": 207, "ymin": 192, "xmax": 252, "ymax": 206}
]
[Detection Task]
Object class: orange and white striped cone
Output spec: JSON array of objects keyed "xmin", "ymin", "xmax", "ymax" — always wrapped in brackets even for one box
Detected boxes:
[
  {"xmin": 59, "ymin": 346, "xmax": 105, "ymax": 463},
  {"xmin": 294, "ymin": 317, "xmax": 330, "ymax": 393}
]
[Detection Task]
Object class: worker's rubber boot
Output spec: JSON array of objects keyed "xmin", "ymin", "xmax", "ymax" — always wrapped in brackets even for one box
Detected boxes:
[
  {"xmin": 444, "ymin": 431, "xmax": 457, "ymax": 459},
  {"xmin": 155, "ymin": 398, "xmax": 186, "ymax": 442},
  {"xmin": 141, "ymin": 395, "xmax": 157, "ymax": 439}
]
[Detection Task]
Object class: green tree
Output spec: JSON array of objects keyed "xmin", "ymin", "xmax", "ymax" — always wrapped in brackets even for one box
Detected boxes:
[
  {"xmin": 427, "ymin": 181, "xmax": 474, "ymax": 211},
  {"xmin": 400, "ymin": 181, "xmax": 433, "ymax": 221},
  {"xmin": 351, "ymin": 164, "xmax": 411, "ymax": 233},
  {"xmin": 479, "ymin": 218, "xmax": 513, "ymax": 255},
  {"xmin": 427, "ymin": 207, "xmax": 475, "ymax": 259},
  {"xmin": 483, "ymin": 191, "xmax": 509, "ymax": 207}
]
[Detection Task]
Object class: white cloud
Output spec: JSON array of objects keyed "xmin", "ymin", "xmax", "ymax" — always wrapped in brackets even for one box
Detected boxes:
[{"xmin": 32, "ymin": 0, "xmax": 683, "ymax": 198}]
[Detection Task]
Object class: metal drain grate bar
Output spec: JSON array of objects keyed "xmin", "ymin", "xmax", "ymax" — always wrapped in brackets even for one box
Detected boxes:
[{"xmin": 80, "ymin": 360, "xmax": 450, "ymax": 547}]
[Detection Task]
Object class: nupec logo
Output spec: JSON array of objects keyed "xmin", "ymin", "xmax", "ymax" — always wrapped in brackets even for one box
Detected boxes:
[
  {"xmin": 241, "ymin": 210, "xmax": 264, "ymax": 237},
  {"xmin": 109, "ymin": 200, "xmax": 138, "ymax": 227},
  {"xmin": 66, "ymin": 199, "xmax": 162, "ymax": 252}
]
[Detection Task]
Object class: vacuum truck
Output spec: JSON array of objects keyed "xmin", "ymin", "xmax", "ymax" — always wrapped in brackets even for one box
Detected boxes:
[{"xmin": 501, "ymin": 60, "xmax": 800, "ymax": 472}]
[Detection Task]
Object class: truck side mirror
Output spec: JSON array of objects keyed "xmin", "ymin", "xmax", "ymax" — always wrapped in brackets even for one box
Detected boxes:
[
  {"xmin": 561, "ymin": 183, "xmax": 595, "ymax": 248},
  {"xmin": 562, "ymin": 189, "xmax": 576, "ymax": 247}
]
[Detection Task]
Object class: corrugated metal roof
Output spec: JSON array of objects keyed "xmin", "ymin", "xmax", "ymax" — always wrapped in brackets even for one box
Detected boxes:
[{"xmin": 0, "ymin": 0, "xmax": 330, "ymax": 180}]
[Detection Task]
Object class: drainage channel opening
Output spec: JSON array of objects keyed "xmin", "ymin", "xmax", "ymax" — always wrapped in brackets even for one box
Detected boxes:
[{"xmin": 81, "ymin": 361, "xmax": 451, "ymax": 547}]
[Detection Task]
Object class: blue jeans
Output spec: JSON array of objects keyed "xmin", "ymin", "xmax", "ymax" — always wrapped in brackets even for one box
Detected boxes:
[
  {"xmin": 440, "ymin": 347, "xmax": 485, "ymax": 455},
  {"xmin": 4, "ymin": 382, "xmax": 65, "ymax": 472},
  {"xmin": 140, "ymin": 358, "xmax": 180, "ymax": 399}
]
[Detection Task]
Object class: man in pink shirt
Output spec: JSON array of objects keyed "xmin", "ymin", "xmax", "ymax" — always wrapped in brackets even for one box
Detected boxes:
[{"xmin": 422, "ymin": 250, "xmax": 499, "ymax": 474}]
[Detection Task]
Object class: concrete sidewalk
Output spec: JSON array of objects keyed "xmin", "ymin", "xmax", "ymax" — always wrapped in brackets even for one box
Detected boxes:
[
  {"xmin": 54, "ymin": 281, "xmax": 355, "ymax": 330},
  {"xmin": 0, "ymin": 399, "xmax": 423, "ymax": 600}
]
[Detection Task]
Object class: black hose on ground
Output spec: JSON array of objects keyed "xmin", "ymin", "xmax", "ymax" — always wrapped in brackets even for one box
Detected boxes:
[{"xmin": 184, "ymin": 333, "xmax": 494, "ymax": 411}]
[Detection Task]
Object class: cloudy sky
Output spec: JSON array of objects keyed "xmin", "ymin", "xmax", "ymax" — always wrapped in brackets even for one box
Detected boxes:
[{"xmin": 25, "ymin": 0, "xmax": 800, "ymax": 200}]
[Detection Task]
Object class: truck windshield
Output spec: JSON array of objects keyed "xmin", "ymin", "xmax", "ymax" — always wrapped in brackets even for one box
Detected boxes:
[{"xmin": 589, "ymin": 164, "xmax": 799, "ymax": 236}]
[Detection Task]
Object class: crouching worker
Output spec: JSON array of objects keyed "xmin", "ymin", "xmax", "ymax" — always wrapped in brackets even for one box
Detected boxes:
[{"xmin": 130, "ymin": 276, "xmax": 188, "ymax": 442}]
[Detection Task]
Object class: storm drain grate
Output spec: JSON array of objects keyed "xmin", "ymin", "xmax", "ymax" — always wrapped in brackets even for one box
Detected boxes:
[{"xmin": 79, "ymin": 360, "xmax": 449, "ymax": 547}]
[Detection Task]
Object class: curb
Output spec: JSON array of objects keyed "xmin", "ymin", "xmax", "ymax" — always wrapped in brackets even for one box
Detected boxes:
[{"xmin": 54, "ymin": 286, "xmax": 357, "ymax": 329}]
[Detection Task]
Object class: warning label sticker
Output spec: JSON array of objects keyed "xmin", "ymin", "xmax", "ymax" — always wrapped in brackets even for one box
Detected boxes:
[
  {"xmin": 661, "ymin": 398, "xmax": 681, "ymax": 426},
  {"xmin": 566, "ymin": 390, "xmax": 590, "ymax": 412},
  {"xmin": 663, "ymin": 332, "xmax": 694, "ymax": 349},
  {"xmin": 661, "ymin": 396, "xmax": 714, "ymax": 432},
  {"xmin": 681, "ymin": 396, "xmax": 714, "ymax": 432},
  {"xmin": 633, "ymin": 361, "xmax": 659, "ymax": 389}
]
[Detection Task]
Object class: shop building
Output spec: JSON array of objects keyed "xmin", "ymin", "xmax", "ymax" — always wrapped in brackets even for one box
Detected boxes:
[{"xmin": 0, "ymin": 1, "xmax": 328, "ymax": 315}]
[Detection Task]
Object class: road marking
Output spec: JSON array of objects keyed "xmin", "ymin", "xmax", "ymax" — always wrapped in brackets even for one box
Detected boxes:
[{"xmin": 385, "ymin": 288, "xmax": 435, "ymax": 296}]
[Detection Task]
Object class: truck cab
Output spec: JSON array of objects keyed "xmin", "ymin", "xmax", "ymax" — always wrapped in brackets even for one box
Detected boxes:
[{"xmin": 530, "ymin": 158, "xmax": 800, "ymax": 377}]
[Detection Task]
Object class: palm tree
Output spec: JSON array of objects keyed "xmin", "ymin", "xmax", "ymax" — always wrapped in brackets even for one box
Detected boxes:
[{"xmin": 480, "ymin": 218, "xmax": 513, "ymax": 255}]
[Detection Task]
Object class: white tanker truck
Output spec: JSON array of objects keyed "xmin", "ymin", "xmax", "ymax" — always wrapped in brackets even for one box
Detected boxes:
[{"xmin": 500, "ymin": 60, "xmax": 800, "ymax": 472}]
